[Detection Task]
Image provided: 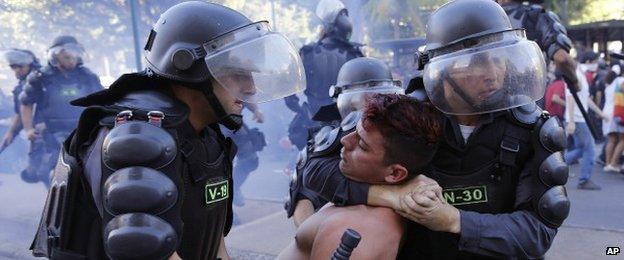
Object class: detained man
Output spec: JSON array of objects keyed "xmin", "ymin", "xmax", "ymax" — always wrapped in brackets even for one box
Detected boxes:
[{"xmin": 278, "ymin": 94, "xmax": 444, "ymax": 259}]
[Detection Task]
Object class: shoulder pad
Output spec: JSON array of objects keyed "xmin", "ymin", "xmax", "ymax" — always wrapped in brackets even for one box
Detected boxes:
[
  {"xmin": 537, "ymin": 186, "xmax": 570, "ymax": 228},
  {"xmin": 102, "ymin": 121, "xmax": 177, "ymax": 171},
  {"xmin": 546, "ymin": 11, "xmax": 562, "ymax": 23},
  {"xmin": 539, "ymin": 116, "xmax": 566, "ymax": 153},
  {"xmin": 340, "ymin": 111, "xmax": 361, "ymax": 132},
  {"xmin": 511, "ymin": 101, "xmax": 542, "ymax": 125},
  {"xmin": 313, "ymin": 126, "xmax": 341, "ymax": 155}
]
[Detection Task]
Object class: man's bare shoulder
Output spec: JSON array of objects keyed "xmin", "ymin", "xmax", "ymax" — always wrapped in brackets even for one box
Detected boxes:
[{"xmin": 311, "ymin": 205, "xmax": 404, "ymax": 259}]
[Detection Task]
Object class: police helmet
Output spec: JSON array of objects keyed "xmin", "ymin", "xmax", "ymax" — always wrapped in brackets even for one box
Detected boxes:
[
  {"xmin": 3, "ymin": 49, "xmax": 39, "ymax": 67},
  {"xmin": 144, "ymin": 1, "xmax": 305, "ymax": 104},
  {"xmin": 316, "ymin": 0, "xmax": 352, "ymax": 40},
  {"xmin": 47, "ymin": 35, "xmax": 85, "ymax": 67},
  {"xmin": 416, "ymin": 0, "xmax": 547, "ymax": 115},
  {"xmin": 330, "ymin": 57, "xmax": 403, "ymax": 118}
]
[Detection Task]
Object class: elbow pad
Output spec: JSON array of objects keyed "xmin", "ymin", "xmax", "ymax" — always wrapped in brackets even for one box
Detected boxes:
[
  {"xmin": 537, "ymin": 11, "xmax": 572, "ymax": 59},
  {"xmin": 100, "ymin": 115, "xmax": 181, "ymax": 260}
]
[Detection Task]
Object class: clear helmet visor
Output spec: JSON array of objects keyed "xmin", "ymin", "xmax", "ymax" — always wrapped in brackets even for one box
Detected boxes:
[
  {"xmin": 3, "ymin": 50, "xmax": 34, "ymax": 66},
  {"xmin": 423, "ymin": 32, "xmax": 547, "ymax": 115},
  {"xmin": 316, "ymin": 0, "xmax": 346, "ymax": 24},
  {"xmin": 336, "ymin": 82, "xmax": 404, "ymax": 118},
  {"xmin": 47, "ymin": 43, "xmax": 84, "ymax": 67},
  {"xmin": 204, "ymin": 22, "xmax": 306, "ymax": 104}
]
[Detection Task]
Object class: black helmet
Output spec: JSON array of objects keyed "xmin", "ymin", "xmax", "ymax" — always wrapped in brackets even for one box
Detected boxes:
[
  {"xmin": 47, "ymin": 35, "xmax": 84, "ymax": 67},
  {"xmin": 330, "ymin": 57, "xmax": 403, "ymax": 118},
  {"xmin": 144, "ymin": 1, "xmax": 250, "ymax": 83},
  {"xmin": 51, "ymin": 35, "xmax": 79, "ymax": 48},
  {"xmin": 417, "ymin": 0, "xmax": 547, "ymax": 115},
  {"xmin": 144, "ymin": 1, "xmax": 305, "ymax": 129},
  {"xmin": 316, "ymin": 0, "xmax": 353, "ymax": 41}
]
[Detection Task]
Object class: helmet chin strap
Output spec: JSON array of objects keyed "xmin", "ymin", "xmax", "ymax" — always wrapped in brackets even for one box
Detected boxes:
[
  {"xmin": 201, "ymin": 86, "xmax": 243, "ymax": 131},
  {"xmin": 443, "ymin": 72, "xmax": 481, "ymax": 111}
]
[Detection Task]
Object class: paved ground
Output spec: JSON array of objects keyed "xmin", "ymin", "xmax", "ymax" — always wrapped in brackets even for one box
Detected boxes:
[{"xmin": 1, "ymin": 152, "xmax": 623, "ymax": 259}]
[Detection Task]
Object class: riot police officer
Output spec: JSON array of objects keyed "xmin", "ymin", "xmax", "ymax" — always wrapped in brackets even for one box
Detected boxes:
[
  {"xmin": 18, "ymin": 36, "xmax": 102, "ymax": 187},
  {"xmin": 285, "ymin": 57, "xmax": 404, "ymax": 226},
  {"xmin": 304, "ymin": 0, "xmax": 570, "ymax": 258},
  {"xmin": 30, "ymin": 2, "xmax": 305, "ymax": 259},
  {"xmin": 0, "ymin": 49, "xmax": 40, "ymax": 173},
  {"xmin": 284, "ymin": 0, "xmax": 364, "ymax": 150}
]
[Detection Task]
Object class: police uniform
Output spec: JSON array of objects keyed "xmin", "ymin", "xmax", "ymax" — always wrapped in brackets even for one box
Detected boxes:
[
  {"xmin": 305, "ymin": 0, "xmax": 570, "ymax": 258},
  {"xmin": 30, "ymin": 75, "xmax": 235, "ymax": 260},
  {"xmin": 285, "ymin": 0, "xmax": 363, "ymax": 150},
  {"xmin": 20, "ymin": 63, "xmax": 102, "ymax": 186},
  {"xmin": 30, "ymin": 2, "xmax": 306, "ymax": 259}
]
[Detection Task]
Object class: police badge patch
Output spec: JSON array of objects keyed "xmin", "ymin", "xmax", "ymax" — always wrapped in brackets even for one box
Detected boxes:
[
  {"xmin": 443, "ymin": 186, "xmax": 488, "ymax": 206},
  {"xmin": 205, "ymin": 180, "xmax": 229, "ymax": 205}
]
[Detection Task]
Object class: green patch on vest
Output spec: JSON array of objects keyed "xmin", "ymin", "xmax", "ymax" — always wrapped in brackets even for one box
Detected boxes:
[
  {"xmin": 443, "ymin": 186, "xmax": 487, "ymax": 206},
  {"xmin": 205, "ymin": 180, "xmax": 229, "ymax": 205},
  {"xmin": 60, "ymin": 88, "xmax": 79, "ymax": 97}
]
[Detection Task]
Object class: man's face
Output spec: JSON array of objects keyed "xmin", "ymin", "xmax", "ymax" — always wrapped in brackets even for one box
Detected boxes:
[
  {"xmin": 211, "ymin": 75, "xmax": 254, "ymax": 116},
  {"xmin": 339, "ymin": 120, "xmax": 391, "ymax": 183},
  {"xmin": 55, "ymin": 50, "xmax": 78, "ymax": 71},
  {"xmin": 444, "ymin": 54, "xmax": 506, "ymax": 108},
  {"xmin": 10, "ymin": 64, "xmax": 30, "ymax": 79}
]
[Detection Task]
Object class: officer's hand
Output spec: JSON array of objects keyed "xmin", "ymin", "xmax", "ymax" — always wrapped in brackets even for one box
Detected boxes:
[
  {"xmin": 397, "ymin": 174, "xmax": 444, "ymax": 203},
  {"xmin": 565, "ymin": 122, "xmax": 576, "ymax": 136},
  {"xmin": 253, "ymin": 110, "xmax": 265, "ymax": 123},
  {"xmin": 377, "ymin": 174, "xmax": 443, "ymax": 211},
  {"xmin": 25, "ymin": 128, "xmax": 41, "ymax": 141},
  {"xmin": 396, "ymin": 191, "xmax": 461, "ymax": 234},
  {"xmin": 1, "ymin": 132, "xmax": 15, "ymax": 146}
]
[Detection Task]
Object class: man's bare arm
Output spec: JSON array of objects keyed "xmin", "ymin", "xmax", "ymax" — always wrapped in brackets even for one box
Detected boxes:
[{"xmin": 293, "ymin": 199, "xmax": 315, "ymax": 227}]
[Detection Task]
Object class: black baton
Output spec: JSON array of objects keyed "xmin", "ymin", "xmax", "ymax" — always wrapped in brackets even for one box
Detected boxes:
[{"xmin": 331, "ymin": 229, "xmax": 362, "ymax": 260}]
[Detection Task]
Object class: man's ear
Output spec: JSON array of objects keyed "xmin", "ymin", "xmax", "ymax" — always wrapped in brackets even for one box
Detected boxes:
[{"xmin": 384, "ymin": 164, "xmax": 408, "ymax": 184}]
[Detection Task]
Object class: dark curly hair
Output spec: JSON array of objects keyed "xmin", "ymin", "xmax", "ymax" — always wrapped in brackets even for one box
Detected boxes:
[{"xmin": 362, "ymin": 94, "xmax": 444, "ymax": 175}]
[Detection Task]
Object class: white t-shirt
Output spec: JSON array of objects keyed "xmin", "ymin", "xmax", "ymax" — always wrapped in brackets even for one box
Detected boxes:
[
  {"xmin": 564, "ymin": 68, "xmax": 590, "ymax": 123},
  {"xmin": 603, "ymin": 77, "xmax": 624, "ymax": 134},
  {"xmin": 459, "ymin": 124, "xmax": 475, "ymax": 143}
]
